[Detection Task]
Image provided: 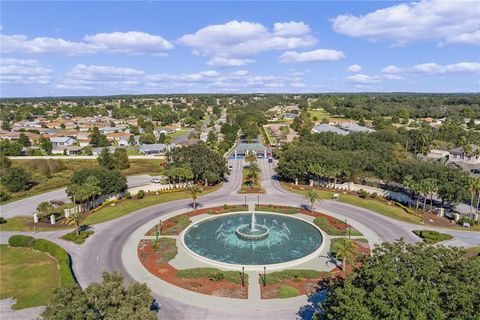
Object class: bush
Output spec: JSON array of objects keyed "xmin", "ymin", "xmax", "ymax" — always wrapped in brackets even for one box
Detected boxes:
[
  {"xmin": 359, "ymin": 189, "xmax": 368, "ymax": 198},
  {"xmin": 0, "ymin": 190, "xmax": 10, "ymax": 202},
  {"xmin": 8, "ymin": 235, "xmax": 35, "ymax": 247},
  {"xmin": 1, "ymin": 166, "xmax": 35, "ymax": 192},
  {"xmin": 370, "ymin": 192, "xmax": 378, "ymax": 199},
  {"xmin": 0, "ymin": 217, "xmax": 6, "ymax": 224},
  {"xmin": 32, "ymin": 239, "xmax": 76, "ymax": 286},
  {"xmin": 61, "ymin": 230, "xmax": 94, "ymax": 245},
  {"xmin": 125, "ymin": 192, "xmax": 132, "ymax": 199},
  {"xmin": 137, "ymin": 190, "xmax": 145, "ymax": 199},
  {"xmin": 279, "ymin": 286, "xmax": 300, "ymax": 298},
  {"xmin": 413, "ymin": 230, "xmax": 453, "ymax": 244},
  {"xmin": 208, "ymin": 272, "xmax": 225, "ymax": 282}
]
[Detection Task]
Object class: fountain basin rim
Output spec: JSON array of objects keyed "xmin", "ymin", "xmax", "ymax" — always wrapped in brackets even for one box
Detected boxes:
[
  {"xmin": 180, "ymin": 211, "xmax": 326, "ymax": 272},
  {"xmin": 235, "ymin": 224, "xmax": 270, "ymax": 240}
]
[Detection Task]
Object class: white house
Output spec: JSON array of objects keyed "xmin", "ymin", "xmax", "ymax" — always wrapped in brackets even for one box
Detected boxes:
[
  {"xmin": 139, "ymin": 143, "xmax": 175, "ymax": 155},
  {"xmin": 311, "ymin": 124, "xmax": 348, "ymax": 135},
  {"xmin": 449, "ymin": 145, "xmax": 480, "ymax": 166},
  {"xmin": 50, "ymin": 137, "xmax": 75, "ymax": 147}
]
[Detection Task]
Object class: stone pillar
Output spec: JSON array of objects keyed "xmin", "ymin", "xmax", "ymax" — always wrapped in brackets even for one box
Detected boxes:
[
  {"xmin": 438, "ymin": 208, "xmax": 444, "ymax": 217},
  {"xmin": 454, "ymin": 213, "xmax": 460, "ymax": 222},
  {"xmin": 50, "ymin": 214, "xmax": 56, "ymax": 225},
  {"xmin": 474, "ymin": 213, "xmax": 479, "ymax": 221},
  {"xmin": 295, "ymin": 178, "xmax": 298, "ymax": 185},
  {"xmin": 309, "ymin": 180, "xmax": 313, "ymax": 187},
  {"xmin": 234, "ymin": 150, "xmax": 237, "ymax": 159},
  {"xmin": 64, "ymin": 209, "xmax": 70, "ymax": 219},
  {"xmin": 33, "ymin": 213, "xmax": 39, "ymax": 224},
  {"xmin": 264, "ymin": 150, "xmax": 267, "ymax": 158}
]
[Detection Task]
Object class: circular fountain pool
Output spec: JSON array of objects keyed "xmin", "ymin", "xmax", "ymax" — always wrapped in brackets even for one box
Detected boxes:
[{"xmin": 182, "ymin": 212, "xmax": 323, "ymax": 266}]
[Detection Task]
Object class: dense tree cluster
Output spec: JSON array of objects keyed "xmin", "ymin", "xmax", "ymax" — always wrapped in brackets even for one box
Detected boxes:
[
  {"xmin": 41, "ymin": 272, "xmax": 157, "ymax": 320},
  {"xmin": 169, "ymin": 144, "xmax": 227, "ymax": 185},
  {"xmin": 276, "ymin": 131, "xmax": 471, "ymax": 205},
  {"xmin": 68, "ymin": 167, "xmax": 127, "ymax": 198},
  {"xmin": 309, "ymin": 240, "xmax": 480, "ymax": 320}
]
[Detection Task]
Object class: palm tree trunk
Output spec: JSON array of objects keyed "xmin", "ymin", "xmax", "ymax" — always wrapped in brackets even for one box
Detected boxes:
[
  {"xmin": 430, "ymin": 193, "xmax": 434, "ymax": 212},
  {"xmin": 476, "ymin": 193, "xmax": 479, "ymax": 214},
  {"xmin": 470, "ymin": 192, "xmax": 474, "ymax": 218},
  {"xmin": 76, "ymin": 221, "xmax": 80, "ymax": 236},
  {"xmin": 342, "ymin": 258, "xmax": 346, "ymax": 272},
  {"xmin": 423, "ymin": 195, "xmax": 427, "ymax": 212},
  {"xmin": 415, "ymin": 195, "xmax": 420, "ymax": 210}
]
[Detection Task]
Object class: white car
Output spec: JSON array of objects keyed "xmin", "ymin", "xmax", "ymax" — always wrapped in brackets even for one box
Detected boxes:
[{"xmin": 150, "ymin": 177, "xmax": 161, "ymax": 184}]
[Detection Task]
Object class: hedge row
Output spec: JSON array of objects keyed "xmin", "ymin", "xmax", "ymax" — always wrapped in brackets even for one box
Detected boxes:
[
  {"xmin": 413, "ymin": 230, "xmax": 453, "ymax": 244},
  {"xmin": 8, "ymin": 235, "xmax": 76, "ymax": 287}
]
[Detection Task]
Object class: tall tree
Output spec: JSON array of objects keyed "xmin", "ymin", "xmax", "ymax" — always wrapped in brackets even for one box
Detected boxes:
[
  {"xmin": 89, "ymin": 127, "xmax": 109, "ymax": 147},
  {"xmin": 188, "ymin": 184, "xmax": 202, "ymax": 211},
  {"xmin": 331, "ymin": 238, "xmax": 357, "ymax": 272},
  {"xmin": 41, "ymin": 272, "xmax": 157, "ymax": 320},
  {"xmin": 97, "ymin": 148, "xmax": 115, "ymax": 170},
  {"xmin": 113, "ymin": 148, "xmax": 129, "ymax": 170}
]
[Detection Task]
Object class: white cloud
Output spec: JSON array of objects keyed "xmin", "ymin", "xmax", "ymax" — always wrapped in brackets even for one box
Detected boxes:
[
  {"xmin": 410, "ymin": 63, "xmax": 444, "ymax": 74},
  {"xmin": 279, "ymin": 49, "xmax": 345, "ymax": 63},
  {"xmin": 206, "ymin": 57, "xmax": 255, "ymax": 67},
  {"xmin": 233, "ymin": 70, "xmax": 249, "ymax": 76},
  {"xmin": 1, "ymin": 31, "xmax": 173, "ymax": 55},
  {"xmin": 381, "ymin": 65, "xmax": 403, "ymax": 74},
  {"xmin": 290, "ymin": 82, "xmax": 306, "ymax": 88},
  {"xmin": 273, "ymin": 21, "xmax": 310, "ymax": 36},
  {"xmin": 145, "ymin": 70, "xmax": 220, "ymax": 83},
  {"xmin": 346, "ymin": 64, "xmax": 362, "ymax": 72},
  {"xmin": 0, "ymin": 58, "xmax": 52, "ymax": 84},
  {"xmin": 382, "ymin": 74, "xmax": 404, "ymax": 80},
  {"xmin": 178, "ymin": 20, "xmax": 317, "ymax": 60},
  {"xmin": 346, "ymin": 74, "xmax": 379, "ymax": 84},
  {"xmin": 83, "ymin": 31, "xmax": 173, "ymax": 54},
  {"xmin": 331, "ymin": 0, "xmax": 480, "ymax": 45}
]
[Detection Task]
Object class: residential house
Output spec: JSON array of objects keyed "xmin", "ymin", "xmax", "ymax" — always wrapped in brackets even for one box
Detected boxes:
[
  {"xmin": 311, "ymin": 124, "xmax": 349, "ymax": 135},
  {"xmin": 338, "ymin": 123, "xmax": 376, "ymax": 133},
  {"xmin": 49, "ymin": 137, "xmax": 76, "ymax": 147},
  {"xmin": 139, "ymin": 143, "xmax": 174, "ymax": 155},
  {"xmin": 449, "ymin": 145, "xmax": 480, "ymax": 166},
  {"xmin": 52, "ymin": 146, "xmax": 84, "ymax": 155}
]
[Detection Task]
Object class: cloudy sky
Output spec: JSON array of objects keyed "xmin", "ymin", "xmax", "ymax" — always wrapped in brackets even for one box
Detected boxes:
[{"xmin": 1, "ymin": 0, "xmax": 479, "ymax": 97}]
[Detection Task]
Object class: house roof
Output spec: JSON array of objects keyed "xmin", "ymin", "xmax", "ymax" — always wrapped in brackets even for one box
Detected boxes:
[
  {"xmin": 312, "ymin": 124, "xmax": 348, "ymax": 135},
  {"xmin": 339, "ymin": 123, "xmax": 375, "ymax": 133},
  {"xmin": 449, "ymin": 144, "xmax": 480, "ymax": 155}
]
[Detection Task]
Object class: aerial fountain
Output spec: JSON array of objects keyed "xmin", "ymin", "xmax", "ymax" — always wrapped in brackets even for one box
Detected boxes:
[
  {"xmin": 235, "ymin": 210, "xmax": 270, "ymax": 240},
  {"xmin": 183, "ymin": 209, "xmax": 324, "ymax": 266}
]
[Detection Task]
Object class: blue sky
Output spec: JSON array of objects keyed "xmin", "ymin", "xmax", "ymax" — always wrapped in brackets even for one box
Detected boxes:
[{"xmin": 1, "ymin": 0, "xmax": 479, "ymax": 97}]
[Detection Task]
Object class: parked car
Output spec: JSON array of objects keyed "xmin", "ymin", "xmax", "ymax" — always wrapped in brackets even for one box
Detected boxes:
[
  {"xmin": 151, "ymin": 177, "xmax": 161, "ymax": 183},
  {"xmin": 268, "ymin": 157, "xmax": 273, "ymax": 163}
]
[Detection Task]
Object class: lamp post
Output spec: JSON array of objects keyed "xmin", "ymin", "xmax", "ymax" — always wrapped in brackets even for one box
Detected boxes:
[
  {"xmin": 257, "ymin": 195, "xmax": 259, "ymax": 206},
  {"xmin": 159, "ymin": 219, "xmax": 162, "ymax": 235},
  {"xmin": 244, "ymin": 196, "xmax": 247, "ymax": 208},
  {"xmin": 263, "ymin": 266, "xmax": 266, "ymax": 286}
]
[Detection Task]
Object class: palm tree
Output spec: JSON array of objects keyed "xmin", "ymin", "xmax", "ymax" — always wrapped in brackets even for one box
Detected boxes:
[
  {"xmin": 473, "ymin": 149, "xmax": 480, "ymax": 174},
  {"xmin": 36, "ymin": 201, "xmax": 53, "ymax": 217},
  {"xmin": 304, "ymin": 189, "xmax": 321, "ymax": 211},
  {"xmin": 419, "ymin": 179, "xmax": 431, "ymax": 212},
  {"xmin": 188, "ymin": 184, "xmax": 202, "ymax": 211},
  {"xmin": 66, "ymin": 211, "xmax": 84, "ymax": 236},
  {"xmin": 248, "ymin": 162, "xmax": 261, "ymax": 186},
  {"xmin": 245, "ymin": 152, "xmax": 257, "ymax": 165},
  {"xmin": 403, "ymin": 175, "xmax": 420, "ymax": 209},
  {"xmin": 332, "ymin": 238, "xmax": 357, "ymax": 272},
  {"xmin": 425, "ymin": 178, "xmax": 438, "ymax": 212},
  {"xmin": 468, "ymin": 178, "xmax": 480, "ymax": 219}
]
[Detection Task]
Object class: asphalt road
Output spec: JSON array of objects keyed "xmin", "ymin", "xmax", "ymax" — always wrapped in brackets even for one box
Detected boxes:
[
  {"xmin": 0, "ymin": 175, "xmax": 153, "ymax": 218},
  {"xmin": 1, "ymin": 159, "xmax": 478, "ymax": 320}
]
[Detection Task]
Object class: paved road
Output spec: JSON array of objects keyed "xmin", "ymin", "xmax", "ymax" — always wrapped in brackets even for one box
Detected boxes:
[
  {"xmin": 8, "ymin": 155, "xmax": 166, "ymax": 160},
  {"xmin": 0, "ymin": 175, "xmax": 153, "ymax": 219},
  {"xmin": 1, "ymin": 158, "xmax": 479, "ymax": 320}
]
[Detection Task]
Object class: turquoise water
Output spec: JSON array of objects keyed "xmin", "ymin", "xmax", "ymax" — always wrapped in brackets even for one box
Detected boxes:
[{"xmin": 183, "ymin": 213, "xmax": 323, "ymax": 265}]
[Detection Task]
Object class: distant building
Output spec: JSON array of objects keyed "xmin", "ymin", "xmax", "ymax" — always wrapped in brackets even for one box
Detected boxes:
[
  {"xmin": 311, "ymin": 124, "xmax": 349, "ymax": 135},
  {"xmin": 139, "ymin": 143, "xmax": 174, "ymax": 155},
  {"xmin": 52, "ymin": 145, "xmax": 84, "ymax": 155},
  {"xmin": 92, "ymin": 146, "xmax": 117, "ymax": 156},
  {"xmin": 338, "ymin": 123, "xmax": 376, "ymax": 133},
  {"xmin": 283, "ymin": 113, "xmax": 298, "ymax": 120},
  {"xmin": 50, "ymin": 137, "xmax": 75, "ymax": 147},
  {"xmin": 426, "ymin": 149, "xmax": 449, "ymax": 161},
  {"xmin": 449, "ymin": 145, "xmax": 480, "ymax": 166},
  {"xmin": 99, "ymin": 126, "xmax": 119, "ymax": 134}
]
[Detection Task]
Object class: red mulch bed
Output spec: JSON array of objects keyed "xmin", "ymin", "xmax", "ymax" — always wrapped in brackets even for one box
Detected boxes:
[
  {"xmin": 145, "ymin": 205, "xmax": 248, "ymax": 236},
  {"xmin": 138, "ymin": 239, "xmax": 248, "ymax": 299}
]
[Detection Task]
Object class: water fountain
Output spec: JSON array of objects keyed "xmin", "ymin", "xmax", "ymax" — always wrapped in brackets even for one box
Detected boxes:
[
  {"xmin": 183, "ymin": 211, "xmax": 323, "ymax": 266},
  {"xmin": 235, "ymin": 210, "xmax": 270, "ymax": 240}
]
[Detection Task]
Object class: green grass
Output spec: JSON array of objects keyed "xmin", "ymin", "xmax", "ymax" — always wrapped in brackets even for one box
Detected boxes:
[
  {"xmin": 278, "ymin": 286, "xmax": 300, "ymax": 298},
  {"xmin": 307, "ymin": 109, "xmax": 331, "ymax": 120},
  {"xmin": 284, "ymin": 184, "xmax": 422, "ymax": 224},
  {"xmin": 83, "ymin": 185, "xmax": 220, "ymax": 225},
  {"xmin": 60, "ymin": 229, "xmax": 94, "ymax": 244},
  {"xmin": 0, "ymin": 244, "xmax": 60, "ymax": 310},
  {"xmin": 162, "ymin": 215, "xmax": 192, "ymax": 235},
  {"xmin": 0, "ymin": 216, "xmax": 70, "ymax": 232},
  {"xmin": 413, "ymin": 230, "xmax": 454, "ymax": 244},
  {"xmin": 152, "ymin": 238, "xmax": 178, "ymax": 264},
  {"xmin": 255, "ymin": 204, "xmax": 299, "ymax": 214},
  {"xmin": 313, "ymin": 217, "xmax": 362, "ymax": 236},
  {"xmin": 176, "ymin": 268, "xmax": 247, "ymax": 285},
  {"xmin": 168, "ymin": 128, "xmax": 191, "ymax": 138},
  {"xmin": 261, "ymin": 269, "xmax": 328, "ymax": 285}
]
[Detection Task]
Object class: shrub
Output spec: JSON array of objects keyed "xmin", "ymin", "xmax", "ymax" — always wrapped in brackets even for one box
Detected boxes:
[
  {"xmin": 0, "ymin": 190, "xmax": 10, "ymax": 202},
  {"xmin": 208, "ymin": 272, "xmax": 225, "ymax": 282},
  {"xmin": 32, "ymin": 239, "xmax": 76, "ymax": 286},
  {"xmin": 1, "ymin": 166, "xmax": 35, "ymax": 192},
  {"xmin": 125, "ymin": 192, "xmax": 132, "ymax": 199},
  {"xmin": 279, "ymin": 286, "xmax": 300, "ymax": 298},
  {"xmin": 413, "ymin": 230, "xmax": 453, "ymax": 244},
  {"xmin": 61, "ymin": 230, "xmax": 94, "ymax": 245},
  {"xmin": 370, "ymin": 192, "xmax": 378, "ymax": 199},
  {"xmin": 137, "ymin": 190, "xmax": 145, "ymax": 199},
  {"xmin": 0, "ymin": 217, "xmax": 6, "ymax": 224},
  {"xmin": 8, "ymin": 235, "xmax": 35, "ymax": 247},
  {"xmin": 359, "ymin": 189, "xmax": 368, "ymax": 198}
]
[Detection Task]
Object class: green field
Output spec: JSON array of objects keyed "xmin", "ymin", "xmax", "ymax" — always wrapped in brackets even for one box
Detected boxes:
[
  {"xmin": 283, "ymin": 184, "xmax": 422, "ymax": 224},
  {"xmin": 83, "ymin": 185, "xmax": 221, "ymax": 225},
  {"xmin": 307, "ymin": 109, "xmax": 330, "ymax": 120},
  {"xmin": 1, "ymin": 159, "xmax": 166, "ymax": 204},
  {"xmin": 0, "ymin": 244, "xmax": 60, "ymax": 309}
]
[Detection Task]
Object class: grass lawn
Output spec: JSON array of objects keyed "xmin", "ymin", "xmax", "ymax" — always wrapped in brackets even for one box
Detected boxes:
[
  {"xmin": 168, "ymin": 128, "xmax": 192, "ymax": 138},
  {"xmin": 261, "ymin": 269, "xmax": 327, "ymax": 285},
  {"xmin": 176, "ymin": 268, "xmax": 246, "ymax": 285},
  {"xmin": 263, "ymin": 125, "xmax": 277, "ymax": 146},
  {"xmin": 283, "ymin": 183, "xmax": 422, "ymax": 224},
  {"xmin": 413, "ymin": 230, "xmax": 453, "ymax": 244},
  {"xmin": 0, "ymin": 244, "xmax": 60, "ymax": 310},
  {"xmin": 307, "ymin": 109, "xmax": 330, "ymax": 120},
  {"xmin": 278, "ymin": 286, "xmax": 300, "ymax": 298},
  {"xmin": 314, "ymin": 217, "xmax": 362, "ymax": 236},
  {"xmin": 83, "ymin": 184, "xmax": 221, "ymax": 225},
  {"xmin": 61, "ymin": 229, "xmax": 94, "ymax": 244},
  {"xmin": 153, "ymin": 238, "xmax": 178, "ymax": 264},
  {"xmin": 0, "ymin": 216, "xmax": 70, "ymax": 232}
]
